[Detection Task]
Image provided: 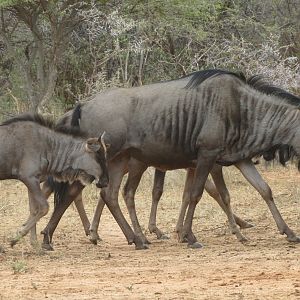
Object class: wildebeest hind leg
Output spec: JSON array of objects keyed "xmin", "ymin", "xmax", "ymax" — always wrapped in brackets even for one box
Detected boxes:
[
  {"xmin": 236, "ymin": 160, "xmax": 300, "ymax": 243},
  {"xmin": 10, "ymin": 179, "xmax": 49, "ymax": 247}
]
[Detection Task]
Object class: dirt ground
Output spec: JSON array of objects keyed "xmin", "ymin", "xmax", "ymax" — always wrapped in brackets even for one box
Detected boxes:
[{"xmin": 1, "ymin": 165, "xmax": 300, "ymax": 300}]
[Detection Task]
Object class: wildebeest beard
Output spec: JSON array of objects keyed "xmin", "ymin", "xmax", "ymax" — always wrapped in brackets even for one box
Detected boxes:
[{"xmin": 53, "ymin": 167, "xmax": 95, "ymax": 186}]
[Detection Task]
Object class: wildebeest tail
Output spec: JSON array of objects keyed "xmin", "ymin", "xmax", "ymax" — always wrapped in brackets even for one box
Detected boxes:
[{"xmin": 71, "ymin": 103, "xmax": 81, "ymax": 127}]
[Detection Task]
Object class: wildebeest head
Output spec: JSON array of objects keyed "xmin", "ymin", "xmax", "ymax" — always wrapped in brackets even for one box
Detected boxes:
[{"xmin": 70, "ymin": 133, "xmax": 109, "ymax": 188}]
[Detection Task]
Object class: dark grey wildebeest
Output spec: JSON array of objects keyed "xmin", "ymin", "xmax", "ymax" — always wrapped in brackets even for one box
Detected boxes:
[
  {"xmin": 102, "ymin": 77, "xmax": 300, "ymax": 244},
  {"xmin": 41, "ymin": 69, "xmax": 300, "ymax": 250},
  {"xmin": 0, "ymin": 113, "xmax": 108, "ymax": 248}
]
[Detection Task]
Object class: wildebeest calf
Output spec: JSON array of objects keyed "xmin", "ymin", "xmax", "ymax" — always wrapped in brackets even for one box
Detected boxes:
[{"xmin": 0, "ymin": 113, "xmax": 108, "ymax": 248}]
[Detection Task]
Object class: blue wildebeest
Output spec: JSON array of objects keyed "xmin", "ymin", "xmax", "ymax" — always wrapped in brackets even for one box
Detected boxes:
[
  {"xmin": 0, "ymin": 113, "xmax": 108, "ymax": 248},
  {"xmin": 40, "ymin": 70, "xmax": 300, "ymax": 250},
  {"xmin": 103, "ymin": 76, "xmax": 300, "ymax": 244}
]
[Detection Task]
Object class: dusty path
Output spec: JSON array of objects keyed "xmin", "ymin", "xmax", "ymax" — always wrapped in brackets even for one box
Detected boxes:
[{"xmin": 1, "ymin": 166, "xmax": 300, "ymax": 299}]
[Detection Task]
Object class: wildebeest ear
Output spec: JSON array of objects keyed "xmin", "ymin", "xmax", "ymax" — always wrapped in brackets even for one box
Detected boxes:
[{"xmin": 85, "ymin": 138, "xmax": 101, "ymax": 152}]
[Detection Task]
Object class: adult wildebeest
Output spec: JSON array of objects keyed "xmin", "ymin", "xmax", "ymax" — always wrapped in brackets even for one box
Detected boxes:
[
  {"xmin": 0, "ymin": 113, "xmax": 108, "ymax": 248},
  {"xmin": 41, "ymin": 70, "xmax": 300, "ymax": 250},
  {"xmin": 104, "ymin": 77, "xmax": 300, "ymax": 244}
]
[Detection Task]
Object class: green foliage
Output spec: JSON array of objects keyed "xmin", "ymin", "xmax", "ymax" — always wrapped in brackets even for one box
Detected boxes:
[
  {"xmin": 0, "ymin": 0, "xmax": 32, "ymax": 8},
  {"xmin": 0, "ymin": 0, "xmax": 298, "ymax": 114}
]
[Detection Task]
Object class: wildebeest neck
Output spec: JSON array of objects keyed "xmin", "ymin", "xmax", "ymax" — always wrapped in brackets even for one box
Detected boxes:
[{"xmin": 44, "ymin": 128, "xmax": 84, "ymax": 175}]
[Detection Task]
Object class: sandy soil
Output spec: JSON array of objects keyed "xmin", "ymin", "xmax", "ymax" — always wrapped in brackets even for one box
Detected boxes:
[{"xmin": 1, "ymin": 165, "xmax": 300, "ymax": 299}]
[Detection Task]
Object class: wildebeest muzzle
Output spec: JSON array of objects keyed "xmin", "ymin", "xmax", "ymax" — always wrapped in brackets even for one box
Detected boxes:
[{"xmin": 96, "ymin": 174, "xmax": 109, "ymax": 188}]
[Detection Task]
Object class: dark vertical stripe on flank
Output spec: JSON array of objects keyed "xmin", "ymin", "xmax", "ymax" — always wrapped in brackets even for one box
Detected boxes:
[
  {"xmin": 190, "ymin": 88, "xmax": 204, "ymax": 150},
  {"xmin": 171, "ymin": 98, "xmax": 179, "ymax": 146},
  {"xmin": 164, "ymin": 105, "xmax": 172, "ymax": 140},
  {"xmin": 184, "ymin": 89, "xmax": 196, "ymax": 146},
  {"xmin": 178, "ymin": 92, "xmax": 188, "ymax": 149}
]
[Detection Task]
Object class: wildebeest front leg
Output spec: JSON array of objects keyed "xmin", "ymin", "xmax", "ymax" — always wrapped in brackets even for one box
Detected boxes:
[
  {"xmin": 10, "ymin": 178, "xmax": 49, "ymax": 247},
  {"xmin": 89, "ymin": 195, "xmax": 105, "ymax": 244},
  {"xmin": 122, "ymin": 160, "xmax": 150, "ymax": 244},
  {"xmin": 148, "ymin": 169, "xmax": 169, "ymax": 240},
  {"xmin": 210, "ymin": 165, "xmax": 248, "ymax": 242},
  {"xmin": 203, "ymin": 178, "xmax": 253, "ymax": 229},
  {"xmin": 102, "ymin": 156, "xmax": 147, "ymax": 250},
  {"xmin": 181, "ymin": 154, "xmax": 216, "ymax": 248},
  {"xmin": 29, "ymin": 182, "xmax": 54, "ymax": 246},
  {"xmin": 74, "ymin": 193, "xmax": 91, "ymax": 237},
  {"xmin": 41, "ymin": 181, "xmax": 84, "ymax": 250},
  {"xmin": 176, "ymin": 167, "xmax": 252, "ymax": 243},
  {"xmin": 236, "ymin": 159, "xmax": 300, "ymax": 243},
  {"xmin": 175, "ymin": 168, "xmax": 195, "ymax": 242}
]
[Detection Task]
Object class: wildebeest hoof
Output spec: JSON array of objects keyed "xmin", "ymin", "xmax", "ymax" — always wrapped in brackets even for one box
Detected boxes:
[
  {"xmin": 10, "ymin": 239, "xmax": 18, "ymax": 248},
  {"xmin": 188, "ymin": 242, "xmax": 203, "ymax": 249},
  {"xmin": 89, "ymin": 235, "xmax": 103, "ymax": 245},
  {"xmin": 141, "ymin": 237, "xmax": 151, "ymax": 245},
  {"xmin": 9, "ymin": 234, "xmax": 22, "ymax": 247},
  {"xmin": 286, "ymin": 236, "xmax": 300, "ymax": 243},
  {"xmin": 234, "ymin": 232, "xmax": 248, "ymax": 242},
  {"xmin": 239, "ymin": 221, "xmax": 254, "ymax": 229},
  {"xmin": 135, "ymin": 243, "xmax": 149, "ymax": 250},
  {"xmin": 90, "ymin": 238, "xmax": 98, "ymax": 245},
  {"xmin": 42, "ymin": 243, "xmax": 54, "ymax": 251},
  {"xmin": 89, "ymin": 231, "xmax": 102, "ymax": 245},
  {"xmin": 179, "ymin": 236, "xmax": 188, "ymax": 243},
  {"xmin": 238, "ymin": 236, "xmax": 248, "ymax": 243},
  {"xmin": 158, "ymin": 234, "xmax": 169, "ymax": 240}
]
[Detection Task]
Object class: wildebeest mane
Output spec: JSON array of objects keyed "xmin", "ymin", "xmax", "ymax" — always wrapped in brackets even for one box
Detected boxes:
[
  {"xmin": 184, "ymin": 69, "xmax": 246, "ymax": 89},
  {"xmin": 185, "ymin": 70, "xmax": 300, "ymax": 108},
  {"xmin": 184, "ymin": 69, "xmax": 300, "ymax": 168},
  {"xmin": 246, "ymin": 75, "xmax": 300, "ymax": 168},
  {"xmin": 1, "ymin": 113, "xmax": 83, "ymax": 137},
  {"xmin": 246, "ymin": 75, "xmax": 300, "ymax": 107}
]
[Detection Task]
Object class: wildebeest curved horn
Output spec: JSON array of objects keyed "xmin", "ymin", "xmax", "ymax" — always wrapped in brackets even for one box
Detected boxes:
[{"xmin": 99, "ymin": 132, "xmax": 107, "ymax": 154}]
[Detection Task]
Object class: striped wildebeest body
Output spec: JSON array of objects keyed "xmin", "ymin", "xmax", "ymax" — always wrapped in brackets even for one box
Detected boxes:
[
  {"xmin": 0, "ymin": 114, "xmax": 108, "ymax": 248},
  {"xmin": 44, "ymin": 69, "xmax": 300, "ymax": 249},
  {"xmin": 116, "ymin": 75, "xmax": 300, "ymax": 244}
]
